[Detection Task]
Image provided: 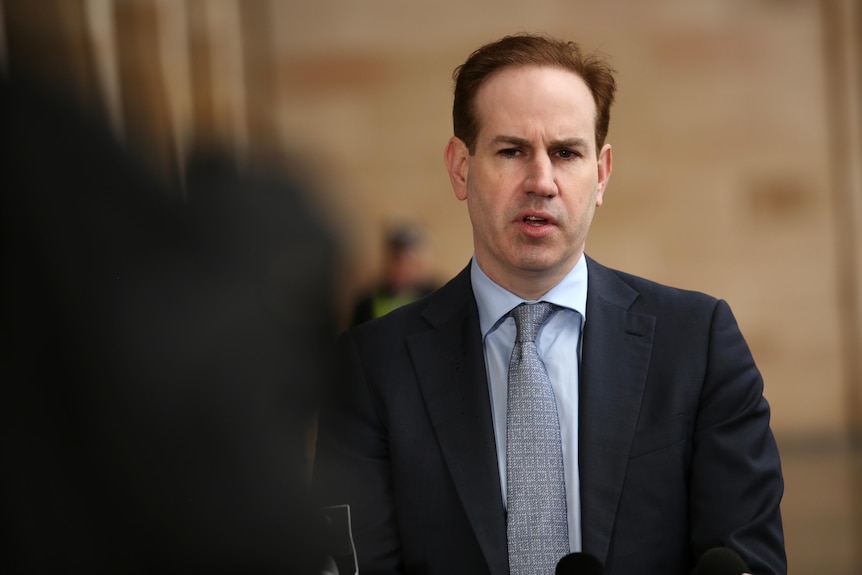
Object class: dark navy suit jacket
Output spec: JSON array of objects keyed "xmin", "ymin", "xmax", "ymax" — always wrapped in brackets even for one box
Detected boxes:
[{"xmin": 314, "ymin": 257, "xmax": 785, "ymax": 575}]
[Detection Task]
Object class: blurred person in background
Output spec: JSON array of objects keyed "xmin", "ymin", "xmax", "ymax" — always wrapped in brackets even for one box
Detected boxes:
[
  {"xmin": 1, "ymin": 69, "xmax": 338, "ymax": 573},
  {"xmin": 349, "ymin": 222, "xmax": 438, "ymax": 327},
  {"xmin": 314, "ymin": 33, "xmax": 785, "ymax": 575}
]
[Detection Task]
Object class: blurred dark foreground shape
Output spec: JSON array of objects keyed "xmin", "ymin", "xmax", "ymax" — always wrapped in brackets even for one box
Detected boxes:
[{"xmin": 0, "ymin": 72, "xmax": 338, "ymax": 574}]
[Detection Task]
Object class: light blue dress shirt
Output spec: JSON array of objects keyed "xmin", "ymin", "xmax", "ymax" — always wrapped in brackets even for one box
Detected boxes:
[{"xmin": 471, "ymin": 255, "xmax": 587, "ymax": 553}]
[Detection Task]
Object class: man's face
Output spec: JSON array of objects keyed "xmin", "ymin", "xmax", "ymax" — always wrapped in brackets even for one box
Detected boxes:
[{"xmin": 445, "ymin": 65, "xmax": 612, "ymax": 298}]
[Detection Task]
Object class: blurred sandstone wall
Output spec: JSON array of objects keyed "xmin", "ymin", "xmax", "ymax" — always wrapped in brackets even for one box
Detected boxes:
[{"xmin": 6, "ymin": 0, "xmax": 857, "ymax": 440}]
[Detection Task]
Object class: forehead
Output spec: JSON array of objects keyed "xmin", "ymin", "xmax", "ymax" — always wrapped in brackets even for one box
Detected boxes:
[{"xmin": 473, "ymin": 65, "xmax": 597, "ymax": 140}]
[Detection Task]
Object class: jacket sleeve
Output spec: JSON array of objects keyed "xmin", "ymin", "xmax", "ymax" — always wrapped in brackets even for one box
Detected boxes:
[
  {"xmin": 313, "ymin": 330, "xmax": 404, "ymax": 575},
  {"xmin": 688, "ymin": 299, "xmax": 786, "ymax": 574}
]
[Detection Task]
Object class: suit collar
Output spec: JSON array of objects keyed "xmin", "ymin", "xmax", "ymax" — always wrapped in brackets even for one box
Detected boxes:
[{"xmin": 408, "ymin": 265, "xmax": 510, "ymax": 575}]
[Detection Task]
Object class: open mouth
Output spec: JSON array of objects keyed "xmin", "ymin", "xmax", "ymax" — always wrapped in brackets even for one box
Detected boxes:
[{"xmin": 524, "ymin": 215, "xmax": 548, "ymax": 226}]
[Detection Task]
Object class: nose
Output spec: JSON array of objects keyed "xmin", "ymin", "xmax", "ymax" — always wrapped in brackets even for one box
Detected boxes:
[{"xmin": 525, "ymin": 154, "xmax": 558, "ymax": 197}]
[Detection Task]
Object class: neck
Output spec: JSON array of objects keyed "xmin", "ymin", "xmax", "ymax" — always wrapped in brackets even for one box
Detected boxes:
[{"xmin": 477, "ymin": 259, "xmax": 579, "ymax": 301}]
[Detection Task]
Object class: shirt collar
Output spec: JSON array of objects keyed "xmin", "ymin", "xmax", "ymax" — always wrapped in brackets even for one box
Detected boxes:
[{"xmin": 471, "ymin": 255, "xmax": 589, "ymax": 338}]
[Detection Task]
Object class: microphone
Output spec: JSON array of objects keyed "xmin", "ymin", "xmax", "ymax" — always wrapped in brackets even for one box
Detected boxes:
[
  {"xmin": 320, "ymin": 505, "xmax": 358, "ymax": 575},
  {"xmin": 555, "ymin": 552, "xmax": 603, "ymax": 575},
  {"xmin": 695, "ymin": 547, "xmax": 750, "ymax": 575}
]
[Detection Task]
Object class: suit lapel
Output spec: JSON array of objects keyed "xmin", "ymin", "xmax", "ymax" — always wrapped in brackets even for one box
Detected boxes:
[
  {"xmin": 406, "ymin": 267, "xmax": 509, "ymax": 575},
  {"xmin": 401, "ymin": 260, "xmax": 656, "ymax": 572},
  {"xmin": 579, "ymin": 258, "xmax": 656, "ymax": 565}
]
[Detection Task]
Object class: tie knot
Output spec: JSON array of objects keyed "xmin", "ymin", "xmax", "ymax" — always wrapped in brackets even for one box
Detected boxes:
[{"xmin": 510, "ymin": 302, "xmax": 557, "ymax": 343}]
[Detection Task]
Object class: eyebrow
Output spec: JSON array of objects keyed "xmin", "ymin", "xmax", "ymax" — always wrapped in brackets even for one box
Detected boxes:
[{"xmin": 491, "ymin": 135, "xmax": 591, "ymax": 149}]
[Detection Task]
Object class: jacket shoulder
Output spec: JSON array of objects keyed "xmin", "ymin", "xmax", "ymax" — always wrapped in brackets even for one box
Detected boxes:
[{"xmin": 588, "ymin": 257, "xmax": 722, "ymax": 312}]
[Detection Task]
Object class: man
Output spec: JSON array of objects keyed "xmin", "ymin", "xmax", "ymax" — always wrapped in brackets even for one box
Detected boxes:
[
  {"xmin": 350, "ymin": 222, "xmax": 438, "ymax": 327},
  {"xmin": 314, "ymin": 34, "xmax": 785, "ymax": 575}
]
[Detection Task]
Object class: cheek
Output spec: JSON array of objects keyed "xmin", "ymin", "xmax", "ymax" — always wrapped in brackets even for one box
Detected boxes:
[
  {"xmin": 563, "ymin": 190, "xmax": 597, "ymax": 225},
  {"xmin": 466, "ymin": 193, "xmax": 491, "ymax": 229},
  {"xmin": 466, "ymin": 192, "xmax": 505, "ymax": 240},
  {"xmin": 465, "ymin": 174, "xmax": 495, "ymax": 212}
]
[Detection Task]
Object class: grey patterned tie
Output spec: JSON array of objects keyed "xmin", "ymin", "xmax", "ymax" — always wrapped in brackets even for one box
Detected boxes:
[{"xmin": 506, "ymin": 302, "xmax": 569, "ymax": 575}]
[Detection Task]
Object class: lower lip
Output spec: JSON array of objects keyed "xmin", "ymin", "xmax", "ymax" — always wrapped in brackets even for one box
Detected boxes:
[{"xmin": 517, "ymin": 220, "xmax": 555, "ymax": 238}]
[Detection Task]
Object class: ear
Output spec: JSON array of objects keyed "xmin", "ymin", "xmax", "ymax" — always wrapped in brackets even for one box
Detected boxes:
[
  {"xmin": 595, "ymin": 143, "xmax": 612, "ymax": 207},
  {"xmin": 444, "ymin": 137, "xmax": 470, "ymax": 201}
]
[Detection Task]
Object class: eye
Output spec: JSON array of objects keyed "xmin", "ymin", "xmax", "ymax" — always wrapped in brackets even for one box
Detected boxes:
[
  {"xmin": 556, "ymin": 148, "xmax": 582, "ymax": 160},
  {"xmin": 498, "ymin": 148, "xmax": 521, "ymax": 158}
]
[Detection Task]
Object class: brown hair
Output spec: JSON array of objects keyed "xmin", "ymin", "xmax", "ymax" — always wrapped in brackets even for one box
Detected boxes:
[{"xmin": 452, "ymin": 34, "xmax": 617, "ymax": 154}]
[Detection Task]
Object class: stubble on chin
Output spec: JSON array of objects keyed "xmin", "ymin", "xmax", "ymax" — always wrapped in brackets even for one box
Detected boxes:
[{"xmin": 510, "ymin": 237, "xmax": 560, "ymax": 272}]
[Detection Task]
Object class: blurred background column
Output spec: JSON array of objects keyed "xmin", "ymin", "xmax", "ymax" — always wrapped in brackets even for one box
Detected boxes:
[
  {"xmin": 238, "ymin": 0, "xmax": 281, "ymax": 168},
  {"xmin": 822, "ymin": 1, "xmax": 862, "ymax": 570},
  {"xmin": 186, "ymin": 0, "xmax": 247, "ymax": 164},
  {"xmin": 113, "ymin": 0, "xmax": 181, "ymax": 189},
  {"xmin": 3, "ymin": 0, "xmax": 103, "ymax": 110},
  {"xmin": 821, "ymin": 0, "xmax": 862, "ymax": 444}
]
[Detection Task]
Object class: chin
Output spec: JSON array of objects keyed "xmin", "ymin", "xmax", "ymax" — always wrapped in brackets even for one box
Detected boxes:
[{"xmin": 514, "ymin": 255, "xmax": 562, "ymax": 274}]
